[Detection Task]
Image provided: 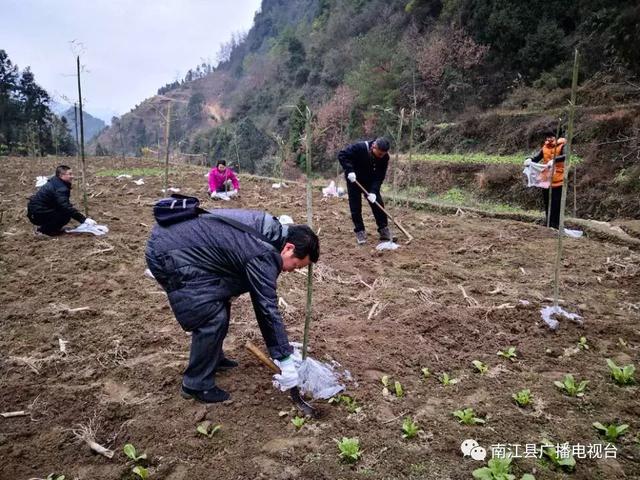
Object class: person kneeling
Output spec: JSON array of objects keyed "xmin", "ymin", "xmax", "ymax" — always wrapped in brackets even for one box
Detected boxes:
[{"xmin": 208, "ymin": 160, "xmax": 239, "ymax": 201}]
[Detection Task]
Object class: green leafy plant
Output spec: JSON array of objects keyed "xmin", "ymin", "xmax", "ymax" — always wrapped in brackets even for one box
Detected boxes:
[
  {"xmin": 439, "ymin": 372, "xmax": 459, "ymax": 386},
  {"xmin": 291, "ymin": 416, "xmax": 306, "ymax": 429},
  {"xmin": 132, "ymin": 466, "xmax": 149, "ymax": 480},
  {"xmin": 336, "ymin": 437, "xmax": 362, "ymax": 463},
  {"xmin": 381, "ymin": 375, "xmax": 390, "ymax": 396},
  {"xmin": 497, "ymin": 347, "xmax": 517, "ymax": 361},
  {"xmin": 577, "ymin": 336, "xmax": 589, "ymax": 350},
  {"xmin": 453, "ymin": 408, "xmax": 485, "ymax": 425},
  {"xmin": 401, "ymin": 418, "xmax": 421, "ymax": 439},
  {"xmin": 541, "ymin": 439, "xmax": 576, "ymax": 471},
  {"xmin": 512, "ymin": 389, "xmax": 532, "ymax": 408},
  {"xmin": 329, "ymin": 394, "xmax": 362, "ymax": 413},
  {"xmin": 593, "ymin": 422, "xmax": 629, "ymax": 442},
  {"xmin": 394, "ymin": 380, "xmax": 404, "ymax": 397},
  {"xmin": 554, "ymin": 374, "xmax": 588, "ymax": 397},
  {"xmin": 123, "ymin": 443, "xmax": 147, "ymax": 462},
  {"xmin": 196, "ymin": 422, "xmax": 222, "ymax": 438},
  {"xmin": 472, "ymin": 456, "xmax": 535, "ymax": 480},
  {"xmin": 606, "ymin": 359, "xmax": 636, "ymax": 385},
  {"xmin": 46, "ymin": 475, "xmax": 65, "ymax": 480},
  {"xmin": 421, "ymin": 367, "xmax": 431, "ymax": 378},
  {"xmin": 472, "ymin": 360, "xmax": 488, "ymax": 374}
]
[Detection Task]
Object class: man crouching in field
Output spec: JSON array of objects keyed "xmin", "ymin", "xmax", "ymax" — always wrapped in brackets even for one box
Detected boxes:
[{"xmin": 145, "ymin": 208, "xmax": 319, "ymax": 403}]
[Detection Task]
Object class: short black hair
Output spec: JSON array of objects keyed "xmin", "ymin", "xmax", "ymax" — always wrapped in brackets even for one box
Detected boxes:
[
  {"xmin": 217, "ymin": 159, "xmax": 227, "ymax": 166},
  {"xmin": 286, "ymin": 225, "xmax": 320, "ymax": 262},
  {"xmin": 374, "ymin": 137, "xmax": 390, "ymax": 152},
  {"xmin": 543, "ymin": 131, "xmax": 556, "ymax": 138},
  {"xmin": 55, "ymin": 165, "xmax": 72, "ymax": 177}
]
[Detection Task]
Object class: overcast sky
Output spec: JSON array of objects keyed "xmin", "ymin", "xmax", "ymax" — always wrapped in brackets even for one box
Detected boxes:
[{"xmin": 0, "ymin": 0, "xmax": 262, "ymax": 123}]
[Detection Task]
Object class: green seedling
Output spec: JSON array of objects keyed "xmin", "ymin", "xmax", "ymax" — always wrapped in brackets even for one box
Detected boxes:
[
  {"xmin": 512, "ymin": 389, "xmax": 532, "ymax": 408},
  {"xmin": 593, "ymin": 422, "xmax": 629, "ymax": 442},
  {"xmin": 541, "ymin": 439, "xmax": 576, "ymax": 471},
  {"xmin": 329, "ymin": 394, "xmax": 362, "ymax": 413},
  {"xmin": 46, "ymin": 475, "xmax": 65, "ymax": 480},
  {"xmin": 577, "ymin": 336, "xmax": 589, "ymax": 350},
  {"xmin": 439, "ymin": 372, "xmax": 459, "ymax": 386},
  {"xmin": 606, "ymin": 359, "xmax": 636, "ymax": 385},
  {"xmin": 401, "ymin": 418, "xmax": 422, "ymax": 439},
  {"xmin": 394, "ymin": 380, "xmax": 404, "ymax": 398},
  {"xmin": 497, "ymin": 347, "xmax": 517, "ymax": 361},
  {"xmin": 421, "ymin": 367, "xmax": 431, "ymax": 379},
  {"xmin": 196, "ymin": 422, "xmax": 222, "ymax": 438},
  {"xmin": 132, "ymin": 466, "xmax": 149, "ymax": 480},
  {"xmin": 554, "ymin": 374, "xmax": 588, "ymax": 397},
  {"xmin": 472, "ymin": 456, "xmax": 535, "ymax": 480},
  {"xmin": 453, "ymin": 408, "xmax": 485, "ymax": 425},
  {"xmin": 336, "ymin": 437, "xmax": 362, "ymax": 463},
  {"xmin": 472, "ymin": 360, "xmax": 488, "ymax": 374},
  {"xmin": 291, "ymin": 416, "xmax": 306, "ymax": 429},
  {"xmin": 123, "ymin": 443, "xmax": 147, "ymax": 462}
]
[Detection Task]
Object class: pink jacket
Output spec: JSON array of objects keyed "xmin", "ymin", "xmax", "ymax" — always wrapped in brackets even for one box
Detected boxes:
[{"xmin": 208, "ymin": 167, "xmax": 239, "ymax": 192}]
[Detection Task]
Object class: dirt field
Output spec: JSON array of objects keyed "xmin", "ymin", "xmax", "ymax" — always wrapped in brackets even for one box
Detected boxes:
[{"xmin": 1, "ymin": 156, "xmax": 639, "ymax": 480}]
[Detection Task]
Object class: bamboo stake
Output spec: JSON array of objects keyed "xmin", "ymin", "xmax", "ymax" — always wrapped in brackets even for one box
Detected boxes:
[
  {"xmin": 546, "ymin": 120, "xmax": 562, "ymax": 227},
  {"xmin": 553, "ymin": 49, "xmax": 580, "ymax": 308},
  {"xmin": 76, "ymin": 56, "xmax": 88, "ymax": 217},
  {"xmin": 303, "ymin": 106, "xmax": 314, "ymax": 360},
  {"xmin": 392, "ymin": 108, "xmax": 405, "ymax": 206},
  {"xmin": 163, "ymin": 101, "xmax": 171, "ymax": 193}
]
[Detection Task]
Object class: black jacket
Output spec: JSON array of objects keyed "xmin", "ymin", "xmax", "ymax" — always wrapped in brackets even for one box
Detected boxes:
[
  {"xmin": 145, "ymin": 209, "xmax": 292, "ymax": 359},
  {"xmin": 27, "ymin": 176, "xmax": 86, "ymax": 223},
  {"xmin": 338, "ymin": 140, "xmax": 389, "ymax": 194}
]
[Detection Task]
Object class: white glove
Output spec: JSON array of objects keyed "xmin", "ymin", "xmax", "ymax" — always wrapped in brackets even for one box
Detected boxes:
[
  {"xmin": 367, "ymin": 193, "xmax": 377, "ymax": 203},
  {"xmin": 83, "ymin": 218, "xmax": 97, "ymax": 226},
  {"xmin": 272, "ymin": 357, "xmax": 299, "ymax": 391},
  {"xmin": 347, "ymin": 172, "xmax": 356, "ymax": 183},
  {"xmin": 210, "ymin": 191, "xmax": 218, "ymax": 199},
  {"xmin": 524, "ymin": 158, "xmax": 532, "ymax": 167}
]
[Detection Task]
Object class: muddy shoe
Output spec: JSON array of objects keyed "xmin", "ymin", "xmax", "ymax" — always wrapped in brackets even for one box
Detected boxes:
[
  {"xmin": 378, "ymin": 227, "xmax": 397, "ymax": 242},
  {"xmin": 355, "ymin": 230, "xmax": 367, "ymax": 245},
  {"xmin": 217, "ymin": 357, "xmax": 239, "ymax": 371},
  {"xmin": 181, "ymin": 385, "xmax": 230, "ymax": 403}
]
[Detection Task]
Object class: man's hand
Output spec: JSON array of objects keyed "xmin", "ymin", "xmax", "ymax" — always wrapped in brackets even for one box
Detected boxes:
[
  {"xmin": 524, "ymin": 158, "xmax": 532, "ymax": 167},
  {"xmin": 273, "ymin": 357, "xmax": 299, "ymax": 391},
  {"xmin": 347, "ymin": 172, "xmax": 356, "ymax": 183},
  {"xmin": 367, "ymin": 193, "xmax": 377, "ymax": 204},
  {"xmin": 83, "ymin": 218, "xmax": 97, "ymax": 226}
]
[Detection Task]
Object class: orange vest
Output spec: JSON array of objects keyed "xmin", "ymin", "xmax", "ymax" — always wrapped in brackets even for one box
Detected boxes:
[{"xmin": 540, "ymin": 138, "xmax": 566, "ymax": 187}]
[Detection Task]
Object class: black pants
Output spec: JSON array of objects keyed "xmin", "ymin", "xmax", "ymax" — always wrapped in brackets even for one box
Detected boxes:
[
  {"xmin": 346, "ymin": 180, "xmax": 388, "ymax": 233},
  {"xmin": 27, "ymin": 209, "xmax": 71, "ymax": 235},
  {"xmin": 542, "ymin": 186, "xmax": 562, "ymax": 229}
]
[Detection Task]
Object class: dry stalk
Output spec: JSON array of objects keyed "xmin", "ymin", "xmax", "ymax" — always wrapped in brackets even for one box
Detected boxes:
[
  {"xmin": 71, "ymin": 418, "xmax": 114, "ymax": 459},
  {"xmin": 458, "ymin": 285, "xmax": 480, "ymax": 308}
]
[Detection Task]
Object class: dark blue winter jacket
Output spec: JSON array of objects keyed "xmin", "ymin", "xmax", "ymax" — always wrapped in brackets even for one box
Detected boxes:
[
  {"xmin": 145, "ymin": 209, "xmax": 293, "ymax": 359},
  {"xmin": 27, "ymin": 176, "xmax": 86, "ymax": 222},
  {"xmin": 338, "ymin": 140, "xmax": 389, "ymax": 195}
]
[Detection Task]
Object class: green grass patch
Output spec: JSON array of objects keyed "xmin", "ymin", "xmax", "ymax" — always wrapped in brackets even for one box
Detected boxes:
[
  {"xmin": 407, "ymin": 152, "xmax": 583, "ymax": 165},
  {"xmin": 96, "ymin": 167, "xmax": 169, "ymax": 177}
]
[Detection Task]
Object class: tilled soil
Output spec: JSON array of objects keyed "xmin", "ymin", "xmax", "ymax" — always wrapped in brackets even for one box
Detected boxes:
[{"xmin": 1, "ymin": 157, "xmax": 639, "ymax": 480}]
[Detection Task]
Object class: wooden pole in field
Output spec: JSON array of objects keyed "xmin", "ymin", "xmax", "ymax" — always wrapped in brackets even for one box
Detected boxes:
[
  {"xmin": 553, "ymin": 49, "xmax": 580, "ymax": 308},
  {"xmin": 392, "ymin": 108, "xmax": 405, "ymax": 206},
  {"xmin": 76, "ymin": 56, "xmax": 88, "ymax": 217},
  {"xmin": 163, "ymin": 101, "xmax": 172, "ymax": 193},
  {"xmin": 73, "ymin": 103, "xmax": 81, "ymax": 191},
  {"xmin": 303, "ymin": 106, "xmax": 314, "ymax": 360}
]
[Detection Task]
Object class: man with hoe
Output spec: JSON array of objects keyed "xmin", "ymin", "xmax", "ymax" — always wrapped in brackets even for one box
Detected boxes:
[
  {"xmin": 338, "ymin": 137, "xmax": 394, "ymax": 245},
  {"xmin": 146, "ymin": 208, "xmax": 320, "ymax": 403}
]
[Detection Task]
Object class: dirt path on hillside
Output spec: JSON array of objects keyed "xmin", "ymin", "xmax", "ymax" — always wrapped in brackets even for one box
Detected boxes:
[{"xmin": 1, "ymin": 157, "xmax": 639, "ymax": 480}]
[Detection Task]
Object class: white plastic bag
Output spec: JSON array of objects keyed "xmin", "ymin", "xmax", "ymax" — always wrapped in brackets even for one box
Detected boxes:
[
  {"xmin": 35, "ymin": 176, "xmax": 48, "ymax": 187},
  {"xmin": 278, "ymin": 214, "xmax": 294, "ymax": 225},
  {"xmin": 133, "ymin": 178, "xmax": 144, "ymax": 185},
  {"xmin": 540, "ymin": 305, "xmax": 583, "ymax": 330},
  {"xmin": 523, "ymin": 162, "xmax": 551, "ymax": 188},
  {"xmin": 66, "ymin": 223, "xmax": 109, "ymax": 236},
  {"xmin": 376, "ymin": 241, "xmax": 399, "ymax": 250}
]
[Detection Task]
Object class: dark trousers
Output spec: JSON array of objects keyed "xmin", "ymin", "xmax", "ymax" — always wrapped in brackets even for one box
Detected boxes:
[
  {"xmin": 183, "ymin": 301, "xmax": 231, "ymax": 390},
  {"xmin": 542, "ymin": 186, "xmax": 563, "ymax": 229},
  {"xmin": 346, "ymin": 180, "xmax": 388, "ymax": 232},
  {"xmin": 27, "ymin": 209, "xmax": 70, "ymax": 234},
  {"xmin": 215, "ymin": 180, "xmax": 233, "ymax": 192}
]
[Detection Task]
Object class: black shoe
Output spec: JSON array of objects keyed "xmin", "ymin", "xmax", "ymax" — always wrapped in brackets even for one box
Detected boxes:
[
  {"xmin": 217, "ymin": 357, "xmax": 239, "ymax": 371},
  {"xmin": 181, "ymin": 385, "xmax": 230, "ymax": 403},
  {"xmin": 378, "ymin": 227, "xmax": 397, "ymax": 242}
]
